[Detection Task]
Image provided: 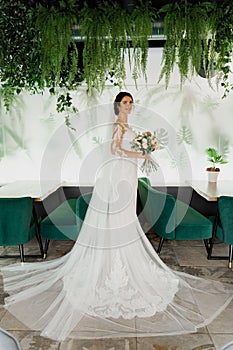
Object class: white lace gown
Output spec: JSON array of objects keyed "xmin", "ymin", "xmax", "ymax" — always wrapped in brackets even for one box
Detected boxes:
[{"xmin": 1, "ymin": 123, "xmax": 233, "ymax": 342}]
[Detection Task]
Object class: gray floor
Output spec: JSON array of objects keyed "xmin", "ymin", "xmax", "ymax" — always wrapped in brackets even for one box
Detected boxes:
[{"xmin": 0, "ymin": 226, "xmax": 232, "ymax": 350}]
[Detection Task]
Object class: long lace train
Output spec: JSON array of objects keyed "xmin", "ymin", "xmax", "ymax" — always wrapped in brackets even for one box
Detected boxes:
[{"xmin": 1, "ymin": 124, "xmax": 233, "ymax": 342}]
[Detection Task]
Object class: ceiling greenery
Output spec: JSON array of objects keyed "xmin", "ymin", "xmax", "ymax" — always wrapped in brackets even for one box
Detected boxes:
[{"xmin": 0, "ymin": 0, "xmax": 232, "ymax": 114}]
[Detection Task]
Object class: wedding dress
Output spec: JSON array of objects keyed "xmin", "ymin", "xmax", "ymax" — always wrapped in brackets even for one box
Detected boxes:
[{"xmin": 1, "ymin": 122, "xmax": 233, "ymax": 342}]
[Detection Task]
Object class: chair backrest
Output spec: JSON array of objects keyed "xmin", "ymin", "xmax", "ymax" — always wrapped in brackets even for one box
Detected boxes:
[
  {"xmin": 76, "ymin": 192, "xmax": 92, "ymax": 231},
  {"xmin": 218, "ymin": 196, "xmax": 233, "ymax": 245},
  {"xmin": 138, "ymin": 178, "xmax": 176, "ymax": 239},
  {"xmin": 0, "ymin": 197, "xmax": 33, "ymax": 246}
]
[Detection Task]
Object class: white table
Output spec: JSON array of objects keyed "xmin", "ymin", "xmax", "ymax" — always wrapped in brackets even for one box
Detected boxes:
[
  {"xmin": 0, "ymin": 180, "xmax": 67, "ymax": 200},
  {"xmin": 189, "ymin": 180, "xmax": 233, "ymax": 201}
]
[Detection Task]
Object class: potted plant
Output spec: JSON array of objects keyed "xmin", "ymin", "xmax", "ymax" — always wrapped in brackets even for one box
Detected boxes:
[{"xmin": 205, "ymin": 147, "xmax": 228, "ymax": 182}]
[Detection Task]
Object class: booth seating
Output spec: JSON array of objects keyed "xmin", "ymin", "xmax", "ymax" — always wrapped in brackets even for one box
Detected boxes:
[
  {"xmin": 208, "ymin": 195, "xmax": 233, "ymax": 268},
  {"xmin": 0, "ymin": 197, "xmax": 43, "ymax": 262},
  {"xmin": 138, "ymin": 177, "xmax": 213, "ymax": 254},
  {"xmin": 39, "ymin": 192, "xmax": 92, "ymax": 258}
]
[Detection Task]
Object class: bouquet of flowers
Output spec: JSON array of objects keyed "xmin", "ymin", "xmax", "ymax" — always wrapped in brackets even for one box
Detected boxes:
[{"xmin": 130, "ymin": 131, "xmax": 159, "ymax": 175}]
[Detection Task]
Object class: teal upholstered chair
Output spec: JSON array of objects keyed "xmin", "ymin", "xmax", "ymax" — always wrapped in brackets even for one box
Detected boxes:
[
  {"xmin": 0, "ymin": 197, "xmax": 43, "ymax": 262},
  {"xmin": 40, "ymin": 192, "xmax": 92, "ymax": 258},
  {"xmin": 208, "ymin": 196, "xmax": 233, "ymax": 268},
  {"xmin": 138, "ymin": 177, "xmax": 213, "ymax": 254}
]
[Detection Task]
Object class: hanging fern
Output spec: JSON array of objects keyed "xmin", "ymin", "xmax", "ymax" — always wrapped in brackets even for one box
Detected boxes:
[
  {"xmin": 158, "ymin": 2, "xmax": 183, "ymax": 87},
  {"xmin": 159, "ymin": 1, "xmax": 217, "ymax": 88},
  {"xmin": 79, "ymin": 1, "xmax": 156, "ymax": 94},
  {"xmin": 186, "ymin": 2, "xmax": 217, "ymax": 84},
  {"xmin": 1, "ymin": 0, "xmax": 233, "ymax": 115},
  {"xmin": 214, "ymin": 2, "xmax": 233, "ymax": 97},
  {"xmin": 129, "ymin": 1, "xmax": 156, "ymax": 84},
  {"xmin": 79, "ymin": 1, "xmax": 130, "ymax": 94},
  {"xmin": 35, "ymin": 0, "xmax": 79, "ymax": 87},
  {"xmin": 0, "ymin": 0, "xmax": 41, "ymax": 110}
]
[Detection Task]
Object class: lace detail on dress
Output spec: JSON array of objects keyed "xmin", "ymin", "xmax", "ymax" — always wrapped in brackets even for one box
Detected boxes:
[
  {"xmin": 111, "ymin": 123, "xmax": 128, "ymax": 158},
  {"xmin": 87, "ymin": 250, "xmax": 179, "ymax": 319}
]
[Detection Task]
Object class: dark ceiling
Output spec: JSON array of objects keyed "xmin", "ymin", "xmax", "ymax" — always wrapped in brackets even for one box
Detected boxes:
[{"xmin": 34, "ymin": 0, "xmax": 225, "ymax": 11}]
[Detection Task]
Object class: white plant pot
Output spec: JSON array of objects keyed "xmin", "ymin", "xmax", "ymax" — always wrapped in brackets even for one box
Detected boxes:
[{"xmin": 207, "ymin": 170, "xmax": 219, "ymax": 183}]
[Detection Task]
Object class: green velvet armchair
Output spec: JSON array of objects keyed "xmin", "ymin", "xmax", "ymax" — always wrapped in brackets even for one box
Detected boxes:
[
  {"xmin": 208, "ymin": 196, "xmax": 233, "ymax": 268},
  {"xmin": 0, "ymin": 197, "xmax": 43, "ymax": 262},
  {"xmin": 40, "ymin": 192, "xmax": 92, "ymax": 258},
  {"xmin": 138, "ymin": 177, "xmax": 213, "ymax": 254}
]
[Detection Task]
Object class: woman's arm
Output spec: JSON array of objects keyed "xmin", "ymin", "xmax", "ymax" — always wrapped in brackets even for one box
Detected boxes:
[{"xmin": 111, "ymin": 123, "xmax": 150, "ymax": 159}]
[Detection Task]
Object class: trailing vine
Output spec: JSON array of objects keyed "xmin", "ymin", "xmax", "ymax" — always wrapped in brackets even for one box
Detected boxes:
[
  {"xmin": 129, "ymin": 1, "xmax": 157, "ymax": 84},
  {"xmin": 214, "ymin": 1, "xmax": 233, "ymax": 97},
  {"xmin": 79, "ymin": 1, "xmax": 130, "ymax": 94},
  {"xmin": 0, "ymin": 0, "xmax": 41, "ymax": 110},
  {"xmin": 0, "ymin": 0, "xmax": 233, "ymax": 115},
  {"xmin": 35, "ymin": 0, "xmax": 79, "ymax": 87},
  {"xmin": 159, "ymin": 1, "xmax": 217, "ymax": 87},
  {"xmin": 79, "ymin": 1, "xmax": 156, "ymax": 94}
]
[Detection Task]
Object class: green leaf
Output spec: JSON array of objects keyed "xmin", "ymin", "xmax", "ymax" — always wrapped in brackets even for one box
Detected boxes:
[{"xmin": 206, "ymin": 147, "xmax": 228, "ymax": 167}]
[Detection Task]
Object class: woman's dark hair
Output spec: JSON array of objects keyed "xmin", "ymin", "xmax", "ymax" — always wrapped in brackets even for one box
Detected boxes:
[{"xmin": 114, "ymin": 92, "xmax": 133, "ymax": 115}]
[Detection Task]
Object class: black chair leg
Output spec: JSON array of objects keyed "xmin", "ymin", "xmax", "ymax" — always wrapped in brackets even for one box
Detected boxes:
[
  {"xmin": 228, "ymin": 245, "xmax": 233, "ymax": 269},
  {"xmin": 18, "ymin": 245, "xmax": 24, "ymax": 262},
  {"xmin": 43, "ymin": 239, "xmax": 50, "ymax": 259},
  {"xmin": 204, "ymin": 239, "xmax": 210, "ymax": 254},
  {"xmin": 207, "ymin": 212, "xmax": 232, "ymax": 268},
  {"xmin": 207, "ymin": 238, "xmax": 214, "ymax": 260},
  {"xmin": 157, "ymin": 237, "xmax": 165, "ymax": 254},
  {"xmin": 33, "ymin": 206, "xmax": 44, "ymax": 258},
  {"xmin": 207, "ymin": 211, "xmax": 219, "ymax": 259}
]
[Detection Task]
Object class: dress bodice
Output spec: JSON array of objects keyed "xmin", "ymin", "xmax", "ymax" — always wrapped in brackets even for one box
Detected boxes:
[
  {"xmin": 121, "ymin": 127, "xmax": 136, "ymax": 152},
  {"xmin": 111, "ymin": 123, "xmax": 136, "ymax": 156}
]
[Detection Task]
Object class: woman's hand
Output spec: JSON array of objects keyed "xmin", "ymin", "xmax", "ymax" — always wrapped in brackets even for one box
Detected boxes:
[{"xmin": 141, "ymin": 153, "xmax": 151, "ymax": 160}]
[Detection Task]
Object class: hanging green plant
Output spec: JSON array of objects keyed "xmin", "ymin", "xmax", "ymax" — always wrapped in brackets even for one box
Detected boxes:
[
  {"xmin": 1, "ymin": 0, "xmax": 233, "ymax": 116},
  {"xmin": 35, "ymin": 0, "xmax": 82, "ymax": 121},
  {"xmin": 79, "ymin": 1, "xmax": 157, "ymax": 94},
  {"xmin": 0, "ymin": 0, "xmax": 41, "ymax": 110},
  {"xmin": 56, "ymin": 90, "xmax": 78, "ymax": 130},
  {"xmin": 158, "ymin": 1, "xmax": 217, "ymax": 88},
  {"xmin": 129, "ymin": 1, "xmax": 157, "ymax": 84},
  {"xmin": 35, "ymin": 0, "xmax": 80, "ymax": 88},
  {"xmin": 79, "ymin": 1, "xmax": 130, "ymax": 94},
  {"xmin": 214, "ymin": 1, "xmax": 233, "ymax": 97}
]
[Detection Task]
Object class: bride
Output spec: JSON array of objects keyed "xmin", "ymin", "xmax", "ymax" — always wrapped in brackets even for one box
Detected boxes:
[{"xmin": 1, "ymin": 92, "xmax": 233, "ymax": 342}]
